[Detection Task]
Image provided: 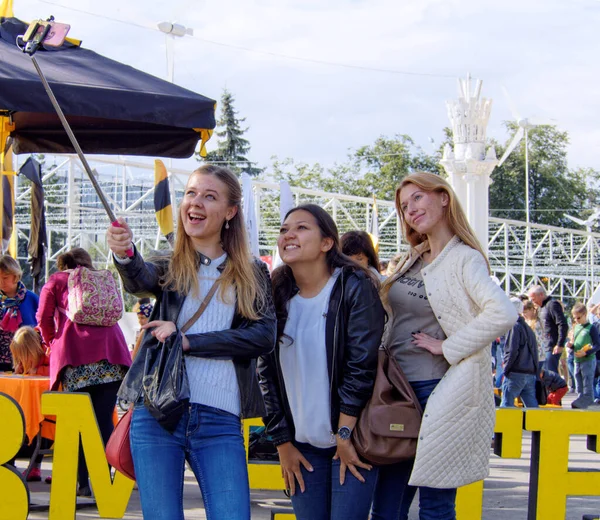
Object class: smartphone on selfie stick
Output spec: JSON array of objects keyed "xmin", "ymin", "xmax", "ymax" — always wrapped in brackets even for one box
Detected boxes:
[
  {"xmin": 21, "ymin": 17, "xmax": 70, "ymax": 52},
  {"xmin": 17, "ymin": 17, "xmax": 134, "ymax": 257}
]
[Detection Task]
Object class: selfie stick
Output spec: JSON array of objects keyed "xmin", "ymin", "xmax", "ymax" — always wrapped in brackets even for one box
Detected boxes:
[{"xmin": 20, "ymin": 26, "xmax": 134, "ymax": 257}]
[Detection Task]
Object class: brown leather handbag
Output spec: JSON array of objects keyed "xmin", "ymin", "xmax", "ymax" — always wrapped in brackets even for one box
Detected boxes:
[
  {"xmin": 352, "ymin": 346, "xmax": 423, "ymax": 465},
  {"xmin": 106, "ymin": 407, "xmax": 135, "ymax": 480}
]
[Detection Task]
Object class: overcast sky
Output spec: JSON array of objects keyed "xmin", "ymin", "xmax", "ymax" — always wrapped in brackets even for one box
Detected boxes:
[{"xmin": 11, "ymin": 0, "xmax": 600, "ymax": 177}]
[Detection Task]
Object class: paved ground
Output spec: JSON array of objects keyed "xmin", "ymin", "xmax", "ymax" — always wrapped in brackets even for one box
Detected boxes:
[{"xmin": 22, "ymin": 393, "xmax": 600, "ymax": 519}]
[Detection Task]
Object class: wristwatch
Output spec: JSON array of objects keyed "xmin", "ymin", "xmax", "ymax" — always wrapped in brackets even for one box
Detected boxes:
[{"xmin": 337, "ymin": 426, "xmax": 352, "ymax": 441}]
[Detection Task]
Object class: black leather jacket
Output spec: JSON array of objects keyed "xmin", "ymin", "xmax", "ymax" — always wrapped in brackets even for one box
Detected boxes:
[
  {"xmin": 115, "ymin": 248, "xmax": 276, "ymax": 419},
  {"xmin": 257, "ymin": 267, "xmax": 385, "ymax": 446}
]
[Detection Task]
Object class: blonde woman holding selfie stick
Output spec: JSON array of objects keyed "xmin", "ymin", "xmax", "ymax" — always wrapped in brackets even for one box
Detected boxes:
[{"xmin": 107, "ymin": 164, "xmax": 276, "ymax": 520}]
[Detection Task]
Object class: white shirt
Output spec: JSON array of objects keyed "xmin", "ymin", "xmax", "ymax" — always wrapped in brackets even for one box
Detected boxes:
[{"xmin": 279, "ymin": 270, "xmax": 340, "ymax": 448}]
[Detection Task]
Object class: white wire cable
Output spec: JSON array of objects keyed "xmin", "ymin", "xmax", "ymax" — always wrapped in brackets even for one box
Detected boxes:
[{"xmin": 37, "ymin": 0, "xmax": 456, "ymax": 78}]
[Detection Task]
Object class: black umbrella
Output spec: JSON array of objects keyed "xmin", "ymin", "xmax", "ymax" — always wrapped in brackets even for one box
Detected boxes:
[
  {"xmin": 0, "ymin": 17, "xmax": 216, "ymax": 158},
  {"xmin": 0, "ymin": 16, "xmax": 217, "ymax": 257}
]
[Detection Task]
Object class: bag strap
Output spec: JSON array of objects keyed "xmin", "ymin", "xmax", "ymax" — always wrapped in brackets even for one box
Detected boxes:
[
  {"xmin": 180, "ymin": 280, "xmax": 221, "ymax": 334},
  {"xmin": 572, "ymin": 324, "xmax": 591, "ymax": 346},
  {"xmin": 380, "ymin": 344, "xmax": 424, "ymax": 415}
]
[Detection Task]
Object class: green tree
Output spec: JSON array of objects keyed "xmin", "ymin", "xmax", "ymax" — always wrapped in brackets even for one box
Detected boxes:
[
  {"xmin": 353, "ymin": 134, "xmax": 443, "ymax": 200},
  {"xmin": 269, "ymin": 157, "xmax": 329, "ymax": 190},
  {"xmin": 266, "ymin": 134, "xmax": 444, "ymax": 200},
  {"xmin": 202, "ymin": 89, "xmax": 262, "ymax": 176},
  {"xmin": 489, "ymin": 123, "xmax": 596, "ymax": 227}
]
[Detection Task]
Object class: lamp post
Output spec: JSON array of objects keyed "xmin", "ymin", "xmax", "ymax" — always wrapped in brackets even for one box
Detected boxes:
[
  {"xmin": 440, "ymin": 74, "xmax": 498, "ymax": 254},
  {"xmin": 156, "ymin": 22, "xmax": 193, "ymax": 247},
  {"xmin": 157, "ymin": 22, "xmax": 193, "ymax": 83}
]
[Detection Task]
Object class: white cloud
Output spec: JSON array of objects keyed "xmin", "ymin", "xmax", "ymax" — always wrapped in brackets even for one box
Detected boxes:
[{"xmin": 9, "ymin": 0, "xmax": 600, "ymax": 178}]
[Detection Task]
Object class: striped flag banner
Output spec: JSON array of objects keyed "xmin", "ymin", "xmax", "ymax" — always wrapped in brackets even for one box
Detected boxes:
[
  {"xmin": 154, "ymin": 159, "xmax": 174, "ymax": 246},
  {"xmin": 369, "ymin": 195, "xmax": 379, "ymax": 252}
]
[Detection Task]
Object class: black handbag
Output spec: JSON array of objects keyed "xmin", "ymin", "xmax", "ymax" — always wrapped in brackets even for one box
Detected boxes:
[
  {"xmin": 142, "ymin": 333, "xmax": 190, "ymax": 431},
  {"xmin": 142, "ymin": 278, "xmax": 222, "ymax": 431}
]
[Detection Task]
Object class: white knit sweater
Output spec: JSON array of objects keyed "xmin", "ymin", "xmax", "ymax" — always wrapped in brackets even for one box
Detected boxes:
[{"xmin": 178, "ymin": 254, "xmax": 240, "ymax": 416}]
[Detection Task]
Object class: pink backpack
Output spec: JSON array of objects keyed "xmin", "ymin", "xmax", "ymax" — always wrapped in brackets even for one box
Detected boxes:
[{"xmin": 63, "ymin": 267, "xmax": 124, "ymax": 327}]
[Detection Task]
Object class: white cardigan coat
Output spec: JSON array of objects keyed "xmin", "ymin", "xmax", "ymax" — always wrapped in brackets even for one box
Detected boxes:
[{"xmin": 389, "ymin": 236, "xmax": 517, "ymax": 489}]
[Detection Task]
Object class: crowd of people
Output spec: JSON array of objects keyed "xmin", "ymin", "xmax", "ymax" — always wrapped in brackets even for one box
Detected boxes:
[
  {"xmin": 488, "ymin": 286, "xmax": 600, "ymax": 410},
  {"xmin": 0, "ymin": 164, "xmax": 598, "ymax": 520}
]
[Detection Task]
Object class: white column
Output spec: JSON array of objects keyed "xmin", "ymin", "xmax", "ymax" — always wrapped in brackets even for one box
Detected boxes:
[{"xmin": 440, "ymin": 75, "xmax": 497, "ymax": 253}]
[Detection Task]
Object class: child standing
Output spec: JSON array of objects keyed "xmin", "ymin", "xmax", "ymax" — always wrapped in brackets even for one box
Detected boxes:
[
  {"xmin": 0, "ymin": 256, "xmax": 39, "ymax": 371},
  {"xmin": 567, "ymin": 303, "xmax": 599, "ymax": 409}
]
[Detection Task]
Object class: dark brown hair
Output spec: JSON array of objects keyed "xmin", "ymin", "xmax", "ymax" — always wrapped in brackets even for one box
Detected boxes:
[
  {"xmin": 341, "ymin": 230, "xmax": 380, "ymax": 271},
  {"xmin": 56, "ymin": 248, "xmax": 94, "ymax": 271},
  {"xmin": 272, "ymin": 204, "xmax": 367, "ymax": 341}
]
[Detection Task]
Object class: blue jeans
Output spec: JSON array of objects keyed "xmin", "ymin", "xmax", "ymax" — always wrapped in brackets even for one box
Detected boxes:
[
  {"xmin": 574, "ymin": 358, "xmax": 596, "ymax": 406},
  {"xmin": 494, "ymin": 346, "xmax": 504, "ymax": 388},
  {"xmin": 130, "ymin": 403, "xmax": 250, "ymax": 520},
  {"xmin": 371, "ymin": 379, "xmax": 457, "ymax": 520},
  {"xmin": 545, "ymin": 351, "xmax": 561, "ymax": 373},
  {"xmin": 290, "ymin": 441, "xmax": 378, "ymax": 520},
  {"xmin": 500, "ymin": 372, "xmax": 539, "ymax": 408},
  {"xmin": 568, "ymin": 352, "xmax": 575, "ymax": 390}
]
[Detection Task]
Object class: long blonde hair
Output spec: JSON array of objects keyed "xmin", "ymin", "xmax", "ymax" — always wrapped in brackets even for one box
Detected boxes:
[
  {"xmin": 10, "ymin": 326, "xmax": 44, "ymax": 374},
  {"xmin": 161, "ymin": 165, "xmax": 266, "ymax": 320},
  {"xmin": 382, "ymin": 172, "xmax": 489, "ymax": 301}
]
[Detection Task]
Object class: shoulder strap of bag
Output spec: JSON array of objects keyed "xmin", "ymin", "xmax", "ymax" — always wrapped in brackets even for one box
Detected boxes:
[
  {"xmin": 573, "ymin": 324, "xmax": 591, "ymax": 345},
  {"xmin": 180, "ymin": 280, "xmax": 221, "ymax": 334},
  {"xmin": 380, "ymin": 343, "xmax": 423, "ymax": 415}
]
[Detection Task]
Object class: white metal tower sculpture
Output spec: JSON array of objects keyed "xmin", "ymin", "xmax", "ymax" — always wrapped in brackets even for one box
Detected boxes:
[{"xmin": 440, "ymin": 74, "xmax": 498, "ymax": 252}]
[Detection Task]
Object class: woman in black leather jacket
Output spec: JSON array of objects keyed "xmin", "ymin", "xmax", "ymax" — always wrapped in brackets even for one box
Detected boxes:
[
  {"xmin": 258, "ymin": 204, "xmax": 384, "ymax": 520},
  {"xmin": 107, "ymin": 164, "xmax": 276, "ymax": 520}
]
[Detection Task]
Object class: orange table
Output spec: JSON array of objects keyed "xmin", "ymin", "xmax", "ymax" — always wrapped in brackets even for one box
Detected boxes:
[{"xmin": 0, "ymin": 373, "xmax": 55, "ymax": 442}]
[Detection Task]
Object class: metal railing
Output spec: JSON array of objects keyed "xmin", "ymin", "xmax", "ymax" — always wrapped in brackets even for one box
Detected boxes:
[{"xmin": 12, "ymin": 155, "xmax": 600, "ymax": 301}]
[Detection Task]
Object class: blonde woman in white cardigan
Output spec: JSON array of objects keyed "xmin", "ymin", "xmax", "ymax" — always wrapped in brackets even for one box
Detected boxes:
[{"xmin": 371, "ymin": 172, "xmax": 517, "ymax": 520}]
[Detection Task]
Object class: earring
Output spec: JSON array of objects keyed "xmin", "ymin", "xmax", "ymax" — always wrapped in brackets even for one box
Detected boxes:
[{"xmin": 225, "ymin": 220, "xmax": 230, "ymax": 230}]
